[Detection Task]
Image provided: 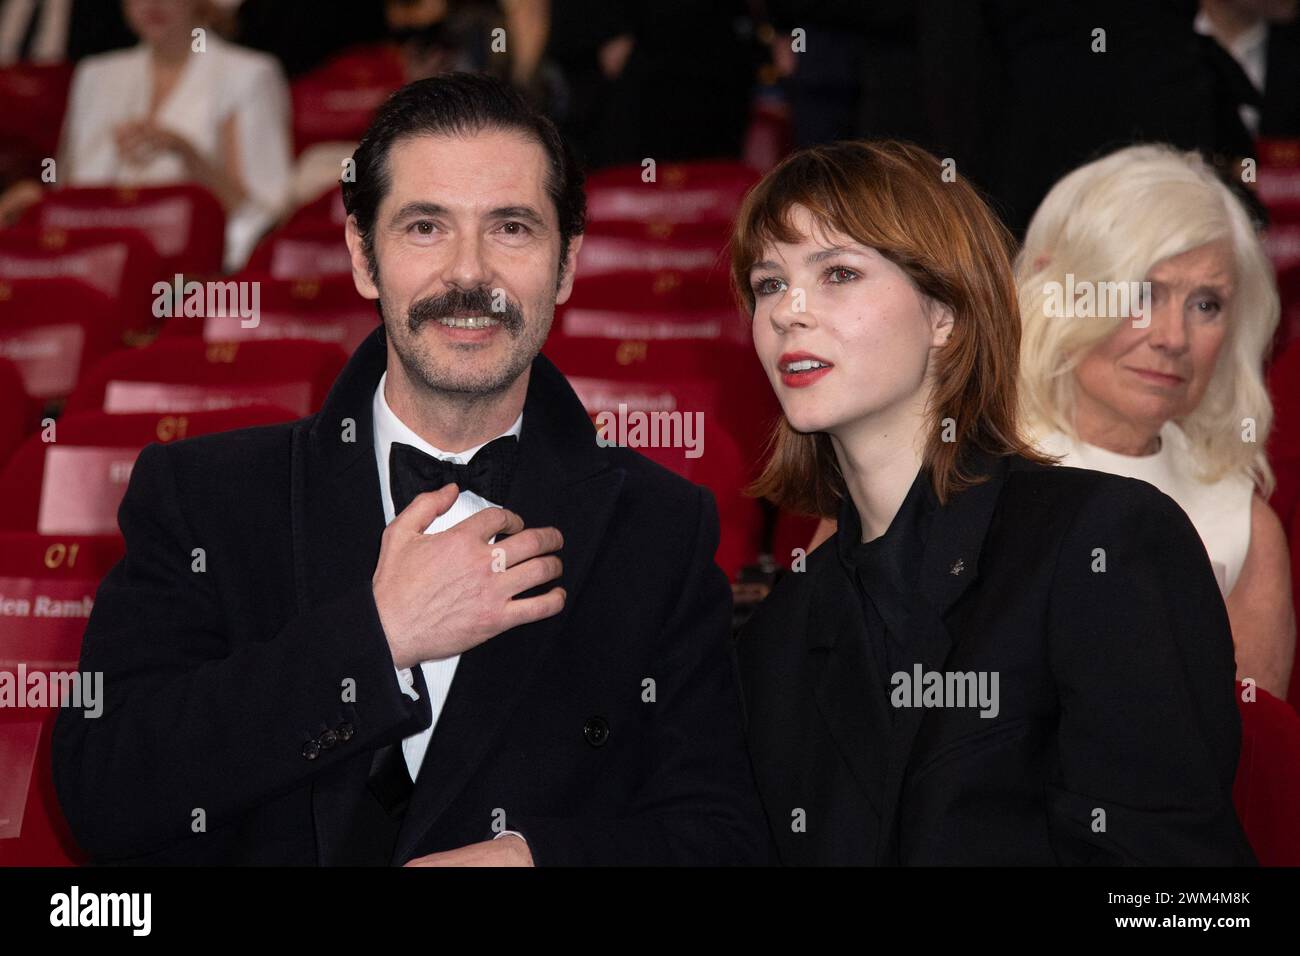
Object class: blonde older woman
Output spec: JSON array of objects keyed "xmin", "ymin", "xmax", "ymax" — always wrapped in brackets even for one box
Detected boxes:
[{"xmin": 1017, "ymin": 143, "xmax": 1294, "ymax": 698}]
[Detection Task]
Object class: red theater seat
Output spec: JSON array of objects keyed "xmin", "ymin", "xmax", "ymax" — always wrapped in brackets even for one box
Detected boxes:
[
  {"xmin": 0, "ymin": 531, "xmax": 124, "ymax": 865},
  {"xmin": 0, "ymin": 406, "xmax": 298, "ymax": 534},
  {"xmin": 283, "ymin": 187, "xmax": 348, "ymax": 234},
  {"xmin": 64, "ymin": 338, "xmax": 346, "ymax": 417},
  {"xmin": 0, "ymin": 63, "xmax": 74, "ymax": 160},
  {"xmin": 159, "ymin": 273, "xmax": 378, "ymax": 356},
  {"xmin": 1267, "ymin": 342, "xmax": 1300, "ymax": 535},
  {"xmin": 23, "ymin": 184, "xmax": 226, "ymax": 277},
  {"xmin": 0, "ymin": 277, "xmax": 121, "ymax": 400},
  {"xmin": 565, "ymin": 267, "xmax": 738, "ymax": 314},
  {"xmin": 290, "ymin": 44, "xmax": 404, "ymax": 155},
  {"xmin": 544, "ymin": 335, "xmax": 778, "ymax": 464},
  {"xmin": 245, "ymin": 224, "xmax": 352, "ymax": 279},
  {"xmin": 0, "ymin": 227, "xmax": 162, "ymax": 337},
  {"xmin": 576, "ymin": 232, "xmax": 729, "ymax": 281},
  {"xmin": 1233, "ymin": 682, "xmax": 1300, "ymax": 866},
  {"xmin": 584, "ymin": 160, "xmax": 758, "ymax": 230},
  {"xmin": 564, "ymin": 374, "xmax": 761, "ymax": 578},
  {"xmin": 0, "ymin": 357, "xmax": 31, "ymax": 470}
]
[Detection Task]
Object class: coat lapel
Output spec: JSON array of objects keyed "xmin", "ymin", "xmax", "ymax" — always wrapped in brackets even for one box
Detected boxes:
[
  {"xmin": 293, "ymin": 327, "xmax": 431, "ymax": 864},
  {"xmin": 872, "ymin": 449, "xmax": 1011, "ymax": 862},
  {"xmin": 805, "ymin": 558, "xmax": 892, "ymax": 819},
  {"xmin": 393, "ymin": 354, "xmax": 624, "ymax": 862}
]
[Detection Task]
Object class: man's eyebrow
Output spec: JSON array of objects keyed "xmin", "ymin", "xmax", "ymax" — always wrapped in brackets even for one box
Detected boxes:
[
  {"xmin": 389, "ymin": 201, "xmax": 449, "ymax": 222},
  {"xmin": 487, "ymin": 205, "xmax": 548, "ymax": 228}
]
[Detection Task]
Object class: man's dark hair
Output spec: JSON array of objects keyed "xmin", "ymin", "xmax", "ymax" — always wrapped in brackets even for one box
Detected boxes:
[{"xmin": 341, "ymin": 72, "xmax": 586, "ymax": 280}]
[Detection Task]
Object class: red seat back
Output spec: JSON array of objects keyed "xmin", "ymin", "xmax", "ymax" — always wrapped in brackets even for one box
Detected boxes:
[
  {"xmin": 290, "ymin": 44, "xmax": 404, "ymax": 155},
  {"xmin": 24, "ymin": 185, "xmax": 226, "ymax": 277},
  {"xmin": 0, "ymin": 276, "xmax": 121, "ymax": 399},
  {"xmin": 1233, "ymin": 682, "xmax": 1300, "ymax": 865},
  {"xmin": 0, "ymin": 531, "xmax": 124, "ymax": 865},
  {"xmin": 0, "ymin": 406, "xmax": 298, "ymax": 533},
  {"xmin": 64, "ymin": 338, "xmax": 347, "ymax": 417},
  {"xmin": 0, "ymin": 63, "xmax": 74, "ymax": 160},
  {"xmin": 245, "ymin": 224, "xmax": 352, "ymax": 279}
]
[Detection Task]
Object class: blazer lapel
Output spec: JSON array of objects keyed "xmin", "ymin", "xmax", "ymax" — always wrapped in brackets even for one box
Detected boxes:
[
  {"xmin": 393, "ymin": 354, "xmax": 623, "ymax": 862},
  {"xmin": 873, "ymin": 450, "xmax": 1011, "ymax": 863},
  {"xmin": 806, "ymin": 558, "xmax": 892, "ymax": 819},
  {"xmin": 293, "ymin": 327, "xmax": 434, "ymax": 864}
]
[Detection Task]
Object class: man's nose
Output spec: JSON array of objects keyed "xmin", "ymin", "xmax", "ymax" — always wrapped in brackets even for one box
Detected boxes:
[{"xmin": 444, "ymin": 233, "xmax": 492, "ymax": 290}]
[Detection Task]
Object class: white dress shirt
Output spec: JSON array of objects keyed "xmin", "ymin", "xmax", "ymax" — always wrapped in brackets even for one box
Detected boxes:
[{"xmin": 371, "ymin": 371, "xmax": 524, "ymax": 783}]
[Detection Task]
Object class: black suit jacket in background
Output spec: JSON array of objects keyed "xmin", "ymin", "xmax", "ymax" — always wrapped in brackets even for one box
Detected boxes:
[
  {"xmin": 52, "ymin": 327, "xmax": 768, "ymax": 865},
  {"xmin": 734, "ymin": 451, "xmax": 1255, "ymax": 866}
]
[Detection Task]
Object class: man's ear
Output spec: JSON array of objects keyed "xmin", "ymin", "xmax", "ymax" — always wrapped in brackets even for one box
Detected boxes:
[
  {"xmin": 345, "ymin": 214, "xmax": 380, "ymax": 301},
  {"xmin": 554, "ymin": 233, "xmax": 584, "ymax": 306}
]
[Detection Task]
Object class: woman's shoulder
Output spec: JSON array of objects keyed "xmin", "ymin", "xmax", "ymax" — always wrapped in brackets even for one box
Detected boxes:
[
  {"xmin": 206, "ymin": 34, "xmax": 287, "ymax": 85},
  {"xmin": 71, "ymin": 43, "xmax": 147, "ymax": 84}
]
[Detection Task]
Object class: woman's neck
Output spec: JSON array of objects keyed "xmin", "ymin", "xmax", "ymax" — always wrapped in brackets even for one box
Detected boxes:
[{"xmin": 830, "ymin": 395, "xmax": 928, "ymax": 543}]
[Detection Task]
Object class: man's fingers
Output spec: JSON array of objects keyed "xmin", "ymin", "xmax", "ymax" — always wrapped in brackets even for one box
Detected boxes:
[
  {"xmin": 500, "ymin": 586, "xmax": 566, "ymax": 631},
  {"xmin": 500, "ymin": 555, "xmax": 563, "ymax": 596},
  {"xmin": 464, "ymin": 506, "xmax": 524, "ymax": 542},
  {"xmin": 392, "ymin": 484, "xmax": 460, "ymax": 532},
  {"xmin": 496, "ymin": 527, "xmax": 563, "ymax": 566}
]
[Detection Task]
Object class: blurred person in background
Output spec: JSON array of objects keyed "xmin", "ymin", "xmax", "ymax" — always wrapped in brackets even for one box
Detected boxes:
[
  {"xmin": 57, "ymin": 0, "xmax": 293, "ymax": 269},
  {"xmin": 0, "ymin": 0, "xmax": 134, "ymax": 64},
  {"xmin": 1018, "ymin": 145, "xmax": 1294, "ymax": 699},
  {"xmin": 1197, "ymin": 0, "xmax": 1300, "ymax": 137}
]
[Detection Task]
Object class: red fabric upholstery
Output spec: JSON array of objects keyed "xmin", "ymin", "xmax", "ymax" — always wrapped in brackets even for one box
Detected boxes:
[
  {"xmin": 244, "ymin": 224, "xmax": 352, "ymax": 279},
  {"xmin": 0, "ymin": 227, "xmax": 162, "ymax": 336},
  {"xmin": 1267, "ymin": 342, "xmax": 1300, "ymax": 535},
  {"xmin": 565, "ymin": 267, "xmax": 739, "ymax": 314},
  {"xmin": 0, "ymin": 63, "xmax": 74, "ymax": 160},
  {"xmin": 0, "ymin": 357, "xmax": 31, "ymax": 471},
  {"xmin": 290, "ymin": 44, "xmax": 404, "ymax": 155},
  {"xmin": 563, "ymin": 373, "xmax": 762, "ymax": 578},
  {"xmin": 23, "ymin": 184, "xmax": 226, "ymax": 277},
  {"xmin": 283, "ymin": 187, "xmax": 348, "ymax": 234},
  {"xmin": 1233, "ymin": 682, "xmax": 1300, "ymax": 865},
  {"xmin": 158, "ymin": 273, "xmax": 378, "ymax": 357},
  {"xmin": 0, "ymin": 531, "xmax": 124, "ymax": 865},
  {"xmin": 64, "ymin": 338, "xmax": 347, "ymax": 417},
  {"xmin": 584, "ymin": 160, "xmax": 759, "ymax": 230},
  {"xmin": 0, "ymin": 277, "xmax": 121, "ymax": 399},
  {"xmin": 0, "ymin": 405, "xmax": 298, "ymax": 533}
]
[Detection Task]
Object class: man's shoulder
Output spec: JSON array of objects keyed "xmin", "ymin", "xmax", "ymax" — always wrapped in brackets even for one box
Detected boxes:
[{"xmin": 140, "ymin": 417, "xmax": 307, "ymax": 494}]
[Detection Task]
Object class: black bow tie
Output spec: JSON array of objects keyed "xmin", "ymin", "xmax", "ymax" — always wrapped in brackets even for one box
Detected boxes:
[{"xmin": 389, "ymin": 435, "xmax": 519, "ymax": 514}]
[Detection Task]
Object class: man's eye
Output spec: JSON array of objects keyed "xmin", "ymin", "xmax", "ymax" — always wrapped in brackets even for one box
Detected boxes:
[
  {"xmin": 499, "ymin": 221, "xmax": 531, "ymax": 236},
  {"xmin": 410, "ymin": 221, "xmax": 436, "ymax": 236},
  {"xmin": 752, "ymin": 276, "xmax": 785, "ymax": 296}
]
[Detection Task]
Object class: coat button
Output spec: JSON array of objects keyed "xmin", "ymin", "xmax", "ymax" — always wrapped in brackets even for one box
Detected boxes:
[
  {"xmin": 583, "ymin": 716, "xmax": 609, "ymax": 747},
  {"xmin": 319, "ymin": 729, "xmax": 339, "ymax": 750},
  {"xmin": 302, "ymin": 739, "xmax": 321, "ymax": 760},
  {"xmin": 336, "ymin": 722, "xmax": 354, "ymax": 742}
]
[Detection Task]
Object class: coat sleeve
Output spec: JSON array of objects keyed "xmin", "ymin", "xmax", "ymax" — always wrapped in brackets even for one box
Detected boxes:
[
  {"xmin": 1044, "ymin": 475, "xmax": 1255, "ymax": 865},
  {"xmin": 51, "ymin": 442, "xmax": 431, "ymax": 862},
  {"xmin": 504, "ymin": 486, "xmax": 771, "ymax": 865}
]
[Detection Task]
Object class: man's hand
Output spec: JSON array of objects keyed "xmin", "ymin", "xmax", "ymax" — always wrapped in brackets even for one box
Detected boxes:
[
  {"xmin": 403, "ymin": 834, "xmax": 534, "ymax": 867},
  {"xmin": 372, "ymin": 484, "xmax": 565, "ymax": 670}
]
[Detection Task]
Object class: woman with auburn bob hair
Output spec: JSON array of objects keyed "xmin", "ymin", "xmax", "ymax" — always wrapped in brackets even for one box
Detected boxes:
[
  {"xmin": 1016, "ymin": 145, "xmax": 1293, "ymax": 701},
  {"xmin": 729, "ymin": 140, "xmax": 1254, "ymax": 866}
]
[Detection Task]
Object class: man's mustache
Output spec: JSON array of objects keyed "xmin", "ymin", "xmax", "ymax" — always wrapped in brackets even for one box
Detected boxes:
[{"xmin": 407, "ymin": 287, "xmax": 525, "ymax": 336}]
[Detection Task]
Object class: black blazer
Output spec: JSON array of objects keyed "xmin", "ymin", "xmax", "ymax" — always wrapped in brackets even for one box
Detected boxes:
[
  {"xmin": 52, "ymin": 327, "xmax": 768, "ymax": 865},
  {"xmin": 733, "ymin": 451, "xmax": 1255, "ymax": 865}
]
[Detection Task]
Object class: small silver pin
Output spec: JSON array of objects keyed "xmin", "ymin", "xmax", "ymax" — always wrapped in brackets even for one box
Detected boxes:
[{"xmin": 949, "ymin": 559, "xmax": 965, "ymax": 576}]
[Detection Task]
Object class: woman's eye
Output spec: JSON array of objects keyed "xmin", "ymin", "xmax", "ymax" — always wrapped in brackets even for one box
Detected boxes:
[
  {"xmin": 752, "ymin": 276, "xmax": 785, "ymax": 296},
  {"xmin": 1193, "ymin": 298, "xmax": 1223, "ymax": 319},
  {"xmin": 824, "ymin": 266, "xmax": 859, "ymax": 284}
]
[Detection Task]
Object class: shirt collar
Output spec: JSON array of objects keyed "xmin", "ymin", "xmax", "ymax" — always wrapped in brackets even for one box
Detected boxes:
[
  {"xmin": 835, "ymin": 465, "xmax": 937, "ymax": 591},
  {"xmin": 372, "ymin": 370, "xmax": 524, "ymax": 518}
]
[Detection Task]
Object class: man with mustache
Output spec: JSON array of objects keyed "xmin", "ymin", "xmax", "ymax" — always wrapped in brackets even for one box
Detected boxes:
[{"xmin": 52, "ymin": 73, "xmax": 767, "ymax": 866}]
